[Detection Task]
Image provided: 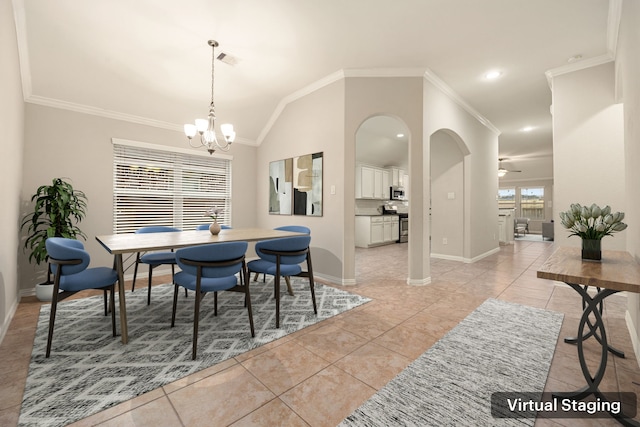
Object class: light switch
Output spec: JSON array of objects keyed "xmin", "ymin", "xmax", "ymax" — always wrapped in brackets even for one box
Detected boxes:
[
  {"xmin": 330, "ymin": 185, "xmax": 336, "ymax": 195},
  {"xmin": 447, "ymin": 192, "xmax": 455, "ymax": 199}
]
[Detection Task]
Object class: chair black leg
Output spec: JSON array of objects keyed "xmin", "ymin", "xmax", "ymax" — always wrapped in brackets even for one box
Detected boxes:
[
  {"xmin": 243, "ymin": 264, "xmax": 255, "ymax": 337},
  {"xmin": 275, "ymin": 257, "xmax": 281, "ymax": 328},
  {"xmin": 103, "ymin": 290, "xmax": 108, "ymax": 316},
  {"xmin": 147, "ymin": 265, "xmax": 154, "ymax": 305},
  {"xmin": 192, "ymin": 291, "xmax": 202, "ymax": 360},
  {"xmin": 46, "ymin": 280, "xmax": 62, "ymax": 358},
  {"xmin": 131, "ymin": 253, "xmax": 140, "ymax": 292},
  {"xmin": 214, "ymin": 292, "xmax": 218, "ymax": 316},
  {"xmin": 110, "ymin": 286, "xmax": 117, "ymax": 337},
  {"xmin": 306, "ymin": 252, "xmax": 317, "ymax": 314},
  {"xmin": 171, "ymin": 284, "xmax": 179, "ymax": 327}
]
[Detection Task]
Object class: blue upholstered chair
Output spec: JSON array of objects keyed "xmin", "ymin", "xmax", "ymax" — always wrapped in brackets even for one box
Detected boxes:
[
  {"xmin": 45, "ymin": 237, "xmax": 119, "ymax": 357},
  {"xmin": 252, "ymin": 225, "xmax": 311, "ymax": 294},
  {"xmin": 196, "ymin": 224, "xmax": 231, "ymax": 230},
  {"xmin": 247, "ymin": 235, "xmax": 317, "ymax": 328},
  {"xmin": 172, "ymin": 241, "xmax": 254, "ymax": 359},
  {"xmin": 132, "ymin": 226, "xmax": 181, "ymax": 305}
]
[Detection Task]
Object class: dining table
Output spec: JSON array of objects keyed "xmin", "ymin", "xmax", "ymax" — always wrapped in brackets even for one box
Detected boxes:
[
  {"xmin": 96, "ymin": 227, "xmax": 306, "ymax": 344},
  {"xmin": 537, "ymin": 246, "xmax": 640, "ymax": 426}
]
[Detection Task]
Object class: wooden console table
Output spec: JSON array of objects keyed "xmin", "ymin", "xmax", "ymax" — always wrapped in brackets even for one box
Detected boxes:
[{"xmin": 537, "ymin": 247, "xmax": 640, "ymax": 426}]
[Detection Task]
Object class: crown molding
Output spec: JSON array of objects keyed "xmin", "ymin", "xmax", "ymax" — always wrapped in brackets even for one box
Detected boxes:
[
  {"xmin": 25, "ymin": 95, "xmax": 256, "ymax": 146},
  {"xmin": 423, "ymin": 68, "xmax": 501, "ymax": 135},
  {"xmin": 256, "ymin": 67, "xmax": 500, "ymax": 144},
  {"xmin": 544, "ymin": 53, "xmax": 615, "ymax": 89}
]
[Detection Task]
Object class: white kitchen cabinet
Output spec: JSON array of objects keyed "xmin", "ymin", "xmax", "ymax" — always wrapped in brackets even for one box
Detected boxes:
[
  {"xmin": 356, "ymin": 165, "xmax": 391, "ymax": 200},
  {"xmin": 388, "ymin": 167, "xmax": 405, "ymax": 187},
  {"xmin": 355, "ymin": 215, "xmax": 399, "ymax": 248}
]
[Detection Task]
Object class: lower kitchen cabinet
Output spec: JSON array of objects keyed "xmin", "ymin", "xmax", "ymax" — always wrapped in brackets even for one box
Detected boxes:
[{"xmin": 355, "ymin": 215, "xmax": 399, "ymax": 248}]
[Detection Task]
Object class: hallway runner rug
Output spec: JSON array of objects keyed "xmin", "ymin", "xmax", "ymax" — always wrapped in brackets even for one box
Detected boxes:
[
  {"xmin": 339, "ymin": 298, "xmax": 563, "ymax": 427},
  {"xmin": 19, "ymin": 280, "xmax": 370, "ymax": 427}
]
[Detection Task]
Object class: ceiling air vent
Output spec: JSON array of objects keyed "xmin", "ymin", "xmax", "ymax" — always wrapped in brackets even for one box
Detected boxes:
[{"xmin": 217, "ymin": 52, "xmax": 239, "ymax": 66}]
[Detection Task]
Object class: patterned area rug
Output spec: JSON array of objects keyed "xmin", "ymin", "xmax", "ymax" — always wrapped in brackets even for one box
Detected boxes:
[
  {"xmin": 19, "ymin": 279, "xmax": 370, "ymax": 427},
  {"xmin": 340, "ymin": 298, "xmax": 563, "ymax": 427}
]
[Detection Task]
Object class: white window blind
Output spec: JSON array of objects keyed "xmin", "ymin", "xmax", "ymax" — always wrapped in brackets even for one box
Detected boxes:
[{"xmin": 113, "ymin": 143, "xmax": 231, "ymax": 234}]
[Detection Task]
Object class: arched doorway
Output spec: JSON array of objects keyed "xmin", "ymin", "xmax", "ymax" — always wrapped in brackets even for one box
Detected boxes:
[
  {"xmin": 354, "ymin": 115, "xmax": 409, "ymax": 281},
  {"xmin": 429, "ymin": 129, "xmax": 469, "ymax": 261}
]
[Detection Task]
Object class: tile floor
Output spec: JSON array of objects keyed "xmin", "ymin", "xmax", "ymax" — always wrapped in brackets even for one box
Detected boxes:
[{"xmin": 1, "ymin": 239, "xmax": 639, "ymax": 426}]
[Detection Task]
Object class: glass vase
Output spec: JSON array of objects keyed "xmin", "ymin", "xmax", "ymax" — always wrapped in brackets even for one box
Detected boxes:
[{"xmin": 581, "ymin": 238, "xmax": 602, "ymax": 261}]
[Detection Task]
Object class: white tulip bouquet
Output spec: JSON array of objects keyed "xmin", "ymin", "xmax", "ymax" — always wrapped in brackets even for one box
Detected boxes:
[{"xmin": 559, "ymin": 203, "xmax": 627, "ymax": 240}]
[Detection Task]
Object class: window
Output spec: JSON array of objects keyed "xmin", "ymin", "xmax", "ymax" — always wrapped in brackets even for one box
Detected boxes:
[
  {"xmin": 113, "ymin": 140, "xmax": 231, "ymax": 234},
  {"xmin": 520, "ymin": 187, "xmax": 544, "ymax": 220},
  {"xmin": 498, "ymin": 188, "xmax": 516, "ymax": 210}
]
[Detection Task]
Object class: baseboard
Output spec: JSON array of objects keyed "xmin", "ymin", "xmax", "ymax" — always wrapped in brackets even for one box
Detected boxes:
[
  {"xmin": 0, "ymin": 297, "xmax": 19, "ymax": 346},
  {"xmin": 625, "ymin": 310, "xmax": 640, "ymax": 370},
  {"xmin": 431, "ymin": 247, "xmax": 501, "ymax": 264},
  {"xmin": 407, "ymin": 277, "xmax": 432, "ymax": 286}
]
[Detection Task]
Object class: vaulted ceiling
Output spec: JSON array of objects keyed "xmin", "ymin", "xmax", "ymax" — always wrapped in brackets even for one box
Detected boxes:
[{"xmin": 14, "ymin": 0, "xmax": 615, "ymax": 180}]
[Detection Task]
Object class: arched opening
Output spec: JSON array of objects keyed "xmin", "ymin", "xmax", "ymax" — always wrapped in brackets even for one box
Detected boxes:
[
  {"xmin": 429, "ymin": 129, "xmax": 469, "ymax": 261},
  {"xmin": 354, "ymin": 115, "xmax": 409, "ymax": 282}
]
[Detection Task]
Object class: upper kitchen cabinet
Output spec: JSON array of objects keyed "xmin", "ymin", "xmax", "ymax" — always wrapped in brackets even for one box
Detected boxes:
[{"xmin": 356, "ymin": 164, "xmax": 390, "ymax": 199}]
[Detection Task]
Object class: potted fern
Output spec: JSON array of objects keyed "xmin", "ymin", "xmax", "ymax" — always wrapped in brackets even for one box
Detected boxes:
[{"xmin": 21, "ymin": 178, "xmax": 88, "ymax": 300}]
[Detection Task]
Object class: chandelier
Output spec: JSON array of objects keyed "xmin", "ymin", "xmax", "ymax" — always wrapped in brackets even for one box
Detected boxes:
[{"xmin": 184, "ymin": 40, "xmax": 235, "ymax": 154}]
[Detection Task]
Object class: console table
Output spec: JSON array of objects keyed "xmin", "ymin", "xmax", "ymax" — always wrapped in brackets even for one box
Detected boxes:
[{"xmin": 537, "ymin": 247, "xmax": 640, "ymax": 426}]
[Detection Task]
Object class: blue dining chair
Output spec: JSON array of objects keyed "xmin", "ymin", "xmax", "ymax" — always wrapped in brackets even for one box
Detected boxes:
[
  {"xmin": 172, "ymin": 241, "xmax": 254, "ymax": 359},
  {"xmin": 45, "ymin": 237, "xmax": 119, "ymax": 357},
  {"xmin": 253, "ymin": 225, "xmax": 311, "ymax": 294},
  {"xmin": 247, "ymin": 235, "xmax": 317, "ymax": 328},
  {"xmin": 132, "ymin": 226, "xmax": 181, "ymax": 305},
  {"xmin": 196, "ymin": 224, "xmax": 231, "ymax": 230}
]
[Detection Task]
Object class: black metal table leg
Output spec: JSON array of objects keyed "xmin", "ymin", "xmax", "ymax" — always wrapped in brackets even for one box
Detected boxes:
[
  {"xmin": 554, "ymin": 283, "xmax": 639, "ymax": 426},
  {"xmin": 564, "ymin": 284, "xmax": 626, "ymax": 358}
]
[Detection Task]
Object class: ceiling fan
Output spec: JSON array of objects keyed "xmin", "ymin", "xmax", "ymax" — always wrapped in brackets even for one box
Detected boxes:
[{"xmin": 498, "ymin": 158, "xmax": 521, "ymax": 177}]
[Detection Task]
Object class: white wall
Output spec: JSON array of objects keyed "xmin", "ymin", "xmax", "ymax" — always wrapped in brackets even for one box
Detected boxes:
[
  {"xmin": 617, "ymin": 0, "xmax": 640, "ymax": 365},
  {"xmin": 431, "ymin": 130, "xmax": 464, "ymax": 258},
  {"xmin": 19, "ymin": 104, "xmax": 258, "ymax": 293},
  {"xmin": 423, "ymin": 79, "xmax": 500, "ymax": 262},
  {"xmin": 344, "ymin": 76, "xmax": 425, "ymax": 283},
  {"xmin": 257, "ymin": 80, "xmax": 346, "ymax": 283},
  {"xmin": 0, "ymin": 0, "xmax": 25, "ymax": 341},
  {"xmin": 551, "ymin": 62, "xmax": 626, "ymax": 251}
]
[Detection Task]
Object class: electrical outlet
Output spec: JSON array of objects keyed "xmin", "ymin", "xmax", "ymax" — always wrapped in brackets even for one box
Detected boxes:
[{"xmin": 443, "ymin": 237, "xmax": 448, "ymax": 245}]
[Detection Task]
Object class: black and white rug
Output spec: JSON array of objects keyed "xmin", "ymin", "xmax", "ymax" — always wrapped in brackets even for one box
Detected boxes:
[
  {"xmin": 19, "ymin": 279, "xmax": 370, "ymax": 427},
  {"xmin": 340, "ymin": 298, "xmax": 563, "ymax": 427}
]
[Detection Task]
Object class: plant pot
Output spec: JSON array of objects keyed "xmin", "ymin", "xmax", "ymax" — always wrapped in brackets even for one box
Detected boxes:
[
  {"xmin": 35, "ymin": 282, "xmax": 55, "ymax": 301},
  {"xmin": 581, "ymin": 239, "xmax": 602, "ymax": 262},
  {"xmin": 209, "ymin": 221, "xmax": 221, "ymax": 235}
]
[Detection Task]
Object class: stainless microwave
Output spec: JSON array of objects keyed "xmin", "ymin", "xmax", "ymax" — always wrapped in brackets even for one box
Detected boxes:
[{"xmin": 390, "ymin": 186, "xmax": 405, "ymax": 200}]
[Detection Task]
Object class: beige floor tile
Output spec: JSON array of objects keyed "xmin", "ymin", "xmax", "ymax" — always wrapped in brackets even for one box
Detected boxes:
[
  {"xmin": 167, "ymin": 363, "xmax": 275, "ymax": 427},
  {"xmin": 294, "ymin": 323, "xmax": 368, "ymax": 363},
  {"xmin": 240, "ymin": 340, "xmax": 330, "ymax": 395},
  {"xmin": 229, "ymin": 398, "xmax": 308, "ymax": 427},
  {"xmin": 333, "ymin": 341, "xmax": 411, "ymax": 389},
  {"xmin": 280, "ymin": 365, "xmax": 375, "ymax": 427},
  {"xmin": 89, "ymin": 395, "xmax": 182, "ymax": 427}
]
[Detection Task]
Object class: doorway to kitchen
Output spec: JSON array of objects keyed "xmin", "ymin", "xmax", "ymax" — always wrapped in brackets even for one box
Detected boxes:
[{"xmin": 354, "ymin": 115, "xmax": 409, "ymax": 282}]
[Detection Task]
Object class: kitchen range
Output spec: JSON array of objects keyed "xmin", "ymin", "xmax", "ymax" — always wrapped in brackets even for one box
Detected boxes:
[{"xmin": 383, "ymin": 204, "xmax": 408, "ymax": 243}]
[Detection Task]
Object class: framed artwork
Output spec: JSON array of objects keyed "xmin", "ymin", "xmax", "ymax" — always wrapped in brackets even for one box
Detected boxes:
[
  {"xmin": 293, "ymin": 152, "xmax": 323, "ymax": 216},
  {"xmin": 269, "ymin": 158, "xmax": 293, "ymax": 215}
]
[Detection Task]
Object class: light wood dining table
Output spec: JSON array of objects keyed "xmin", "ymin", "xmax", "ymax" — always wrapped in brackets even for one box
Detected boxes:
[{"xmin": 96, "ymin": 228, "xmax": 305, "ymax": 344}]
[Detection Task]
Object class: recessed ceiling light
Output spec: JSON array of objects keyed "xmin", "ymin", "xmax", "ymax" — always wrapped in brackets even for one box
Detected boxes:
[
  {"xmin": 396, "ymin": 133, "xmax": 405, "ymax": 138},
  {"xmin": 521, "ymin": 126, "xmax": 534, "ymax": 132},
  {"xmin": 485, "ymin": 70, "xmax": 502, "ymax": 80}
]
